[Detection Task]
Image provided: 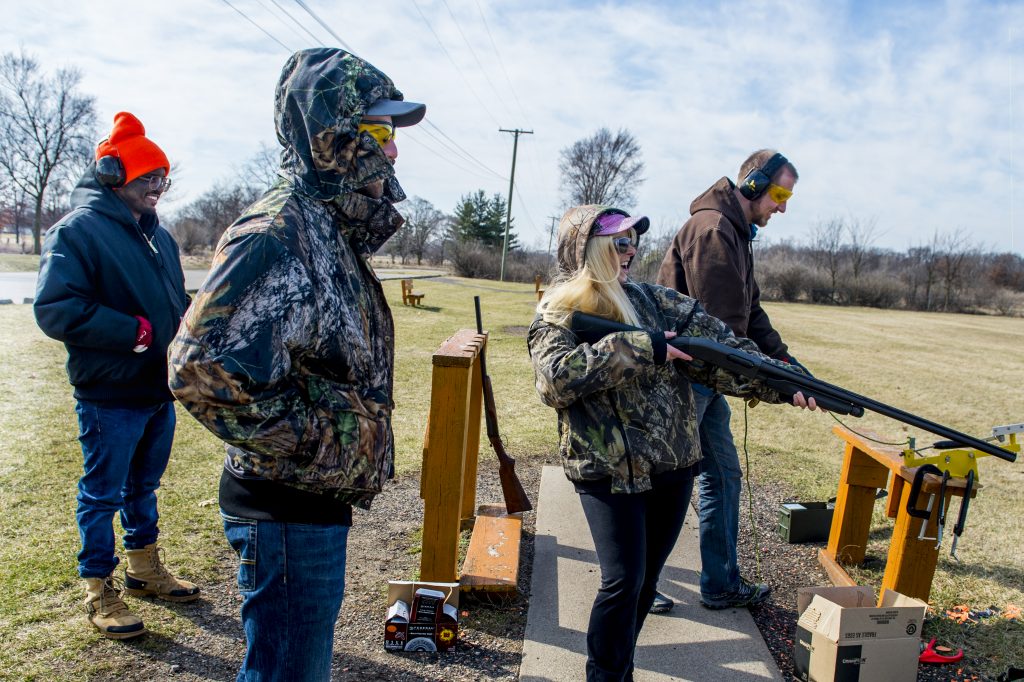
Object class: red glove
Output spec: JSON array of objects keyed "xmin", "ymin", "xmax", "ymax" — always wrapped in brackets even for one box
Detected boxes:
[{"xmin": 133, "ymin": 316, "xmax": 152, "ymax": 353}]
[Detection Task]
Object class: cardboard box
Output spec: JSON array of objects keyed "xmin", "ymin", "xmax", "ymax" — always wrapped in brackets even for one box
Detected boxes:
[
  {"xmin": 383, "ymin": 581, "xmax": 459, "ymax": 653},
  {"xmin": 793, "ymin": 586, "xmax": 927, "ymax": 682},
  {"xmin": 778, "ymin": 502, "xmax": 834, "ymax": 543}
]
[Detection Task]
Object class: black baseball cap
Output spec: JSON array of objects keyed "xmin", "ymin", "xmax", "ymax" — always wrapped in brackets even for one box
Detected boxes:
[{"xmin": 365, "ymin": 99, "xmax": 426, "ymax": 127}]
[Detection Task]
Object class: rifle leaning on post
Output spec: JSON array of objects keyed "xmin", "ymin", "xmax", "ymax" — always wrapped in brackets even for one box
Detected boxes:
[
  {"xmin": 569, "ymin": 312, "xmax": 1017, "ymax": 464},
  {"xmin": 475, "ymin": 296, "xmax": 533, "ymax": 513}
]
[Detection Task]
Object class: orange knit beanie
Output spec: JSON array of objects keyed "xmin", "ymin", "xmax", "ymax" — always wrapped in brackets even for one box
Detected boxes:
[{"xmin": 95, "ymin": 112, "xmax": 169, "ymax": 186}]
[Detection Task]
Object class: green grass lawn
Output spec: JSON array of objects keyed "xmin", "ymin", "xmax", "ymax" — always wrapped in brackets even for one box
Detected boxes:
[
  {"xmin": 0, "ymin": 253, "xmax": 40, "ymax": 272},
  {"xmin": 1, "ymin": 280, "xmax": 1022, "ymax": 677}
]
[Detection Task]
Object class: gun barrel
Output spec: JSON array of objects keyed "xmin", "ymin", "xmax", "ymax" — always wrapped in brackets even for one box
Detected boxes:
[{"xmin": 571, "ymin": 313, "xmax": 1016, "ymax": 464}]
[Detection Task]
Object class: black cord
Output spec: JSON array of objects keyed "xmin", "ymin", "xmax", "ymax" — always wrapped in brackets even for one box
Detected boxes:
[{"xmin": 827, "ymin": 411, "xmax": 911, "ymax": 447}]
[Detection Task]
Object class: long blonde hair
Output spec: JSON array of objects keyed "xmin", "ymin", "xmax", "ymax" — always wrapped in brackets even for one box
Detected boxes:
[{"xmin": 539, "ymin": 230, "xmax": 640, "ymax": 327}]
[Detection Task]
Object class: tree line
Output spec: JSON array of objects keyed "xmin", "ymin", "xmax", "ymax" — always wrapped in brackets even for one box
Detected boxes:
[{"xmin": 3, "ymin": 52, "xmax": 1020, "ymax": 316}]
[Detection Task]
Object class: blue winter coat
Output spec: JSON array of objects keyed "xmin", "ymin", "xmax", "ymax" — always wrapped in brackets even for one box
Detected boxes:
[{"xmin": 34, "ymin": 165, "xmax": 189, "ymax": 405}]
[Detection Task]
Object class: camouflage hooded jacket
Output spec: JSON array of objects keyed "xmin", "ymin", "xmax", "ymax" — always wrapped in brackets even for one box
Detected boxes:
[
  {"xmin": 527, "ymin": 204, "xmax": 790, "ymax": 494},
  {"xmin": 168, "ymin": 48, "xmax": 411, "ymax": 509}
]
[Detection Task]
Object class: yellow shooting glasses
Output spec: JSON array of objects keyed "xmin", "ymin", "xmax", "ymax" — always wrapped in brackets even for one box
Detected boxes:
[
  {"xmin": 766, "ymin": 183, "xmax": 793, "ymax": 204},
  {"xmin": 357, "ymin": 121, "xmax": 396, "ymax": 146}
]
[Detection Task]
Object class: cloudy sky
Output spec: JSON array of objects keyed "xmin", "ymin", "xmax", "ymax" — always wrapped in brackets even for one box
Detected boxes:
[{"xmin": 2, "ymin": 0, "xmax": 1021, "ymax": 254}]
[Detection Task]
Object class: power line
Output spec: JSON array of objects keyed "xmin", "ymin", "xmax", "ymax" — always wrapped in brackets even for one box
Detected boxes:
[
  {"xmin": 422, "ymin": 121, "xmax": 506, "ymax": 180},
  {"xmin": 439, "ymin": 0, "xmax": 516, "ymax": 121},
  {"xmin": 219, "ymin": 0, "xmax": 510, "ymax": 205},
  {"xmin": 401, "ymin": 131, "xmax": 505, "ymax": 183},
  {"xmin": 219, "ymin": 0, "xmax": 293, "ymax": 52},
  {"xmin": 410, "ymin": 0, "xmax": 502, "ymax": 128},
  {"xmin": 291, "ymin": 0, "xmax": 357, "ymax": 54},
  {"xmin": 252, "ymin": 0, "xmax": 311, "ymax": 45},
  {"xmin": 474, "ymin": 0, "xmax": 532, "ymax": 127},
  {"xmin": 279, "ymin": 0, "xmax": 505, "ymax": 184},
  {"xmin": 270, "ymin": 0, "xmax": 325, "ymax": 45},
  {"xmin": 513, "ymin": 184, "xmax": 538, "ymax": 234}
]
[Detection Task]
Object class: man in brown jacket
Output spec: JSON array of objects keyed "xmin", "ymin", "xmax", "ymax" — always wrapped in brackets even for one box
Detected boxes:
[{"xmin": 653, "ymin": 149, "xmax": 806, "ymax": 610}]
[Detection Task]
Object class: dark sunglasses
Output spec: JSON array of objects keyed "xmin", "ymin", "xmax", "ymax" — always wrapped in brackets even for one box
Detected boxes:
[{"xmin": 612, "ymin": 236, "xmax": 637, "ymax": 254}]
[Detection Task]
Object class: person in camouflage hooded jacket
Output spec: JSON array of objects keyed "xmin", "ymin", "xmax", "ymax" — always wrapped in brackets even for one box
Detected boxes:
[
  {"xmin": 168, "ymin": 48, "xmax": 424, "ymax": 680},
  {"xmin": 527, "ymin": 204, "xmax": 817, "ymax": 681}
]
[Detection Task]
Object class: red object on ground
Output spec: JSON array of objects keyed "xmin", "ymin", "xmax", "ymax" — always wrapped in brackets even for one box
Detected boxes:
[{"xmin": 919, "ymin": 637, "xmax": 964, "ymax": 665}]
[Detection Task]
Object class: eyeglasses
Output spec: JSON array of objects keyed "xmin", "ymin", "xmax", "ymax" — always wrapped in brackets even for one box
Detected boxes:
[
  {"xmin": 358, "ymin": 121, "xmax": 396, "ymax": 146},
  {"xmin": 612, "ymin": 236, "xmax": 636, "ymax": 255},
  {"xmin": 766, "ymin": 184, "xmax": 793, "ymax": 204},
  {"xmin": 135, "ymin": 174, "xmax": 172, "ymax": 193}
]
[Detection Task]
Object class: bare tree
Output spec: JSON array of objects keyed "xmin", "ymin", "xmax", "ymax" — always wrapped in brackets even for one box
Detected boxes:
[
  {"xmin": 399, "ymin": 196, "xmax": 446, "ymax": 265},
  {"xmin": 845, "ymin": 216, "xmax": 880, "ymax": 280},
  {"xmin": 558, "ymin": 128, "xmax": 645, "ymax": 209},
  {"xmin": 168, "ymin": 182, "xmax": 261, "ymax": 254},
  {"xmin": 238, "ymin": 142, "xmax": 280, "ymax": 194},
  {"xmin": 809, "ymin": 218, "xmax": 844, "ymax": 303},
  {"xmin": 934, "ymin": 228, "xmax": 973, "ymax": 312},
  {"xmin": 0, "ymin": 50, "xmax": 96, "ymax": 254}
]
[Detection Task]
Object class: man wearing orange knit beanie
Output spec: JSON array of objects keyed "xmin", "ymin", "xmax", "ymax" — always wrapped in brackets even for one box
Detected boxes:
[{"xmin": 35, "ymin": 112, "xmax": 198, "ymax": 640}]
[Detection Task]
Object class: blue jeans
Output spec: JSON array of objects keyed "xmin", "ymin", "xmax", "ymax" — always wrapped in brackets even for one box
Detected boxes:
[
  {"xmin": 693, "ymin": 389, "xmax": 743, "ymax": 599},
  {"xmin": 223, "ymin": 515, "xmax": 349, "ymax": 682},
  {"xmin": 75, "ymin": 400, "xmax": 175, "ymax": 579}
]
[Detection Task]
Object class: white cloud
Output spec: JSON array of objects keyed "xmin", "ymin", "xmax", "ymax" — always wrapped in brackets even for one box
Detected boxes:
[{"xmin": 1, "ymin": 0, "xmax": 1020, "ymax": 254}]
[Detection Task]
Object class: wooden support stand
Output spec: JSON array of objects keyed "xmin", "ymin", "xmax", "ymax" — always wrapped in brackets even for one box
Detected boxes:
[
  {"xmin": 819, "ymin": 426, "xmax": 979, "ymax": 605},
  {"xmin": 419, "ymin": 329, "xmax": 522, "ymax": 593}
]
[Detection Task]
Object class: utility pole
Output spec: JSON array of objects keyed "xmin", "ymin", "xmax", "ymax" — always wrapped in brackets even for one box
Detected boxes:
[
  {"xmin": 547, "ymin": 216, "xmax": 558, "ymax": 257},
  {"xmin": 498, "ymin": 127, "xmax": 533, "ymax": 281}
]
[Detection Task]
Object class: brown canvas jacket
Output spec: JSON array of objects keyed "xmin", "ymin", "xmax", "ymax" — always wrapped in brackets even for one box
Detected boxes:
[{"xmin": 655, "ymin": 177, "xmax": 787, "ymax": 358}]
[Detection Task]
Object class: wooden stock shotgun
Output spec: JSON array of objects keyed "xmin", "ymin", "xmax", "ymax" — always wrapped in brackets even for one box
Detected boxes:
[{"xmin": 474, "ymin": 296, "xmax": 533, "ymax": 513}]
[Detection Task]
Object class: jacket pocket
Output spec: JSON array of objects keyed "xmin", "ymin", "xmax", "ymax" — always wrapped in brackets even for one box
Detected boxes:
[{"xmin": 306, "ymin": 381, "xmax": 392, "ymax": 500}]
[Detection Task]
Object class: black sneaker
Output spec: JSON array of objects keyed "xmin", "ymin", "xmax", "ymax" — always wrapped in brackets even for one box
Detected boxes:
[
  {"xmin": 700, "ymin": 578, "xmax": 771, "ymax": 610},
  {"xmin": 649, "ymin": 591, "xmax": 674, "ymax": 614}
]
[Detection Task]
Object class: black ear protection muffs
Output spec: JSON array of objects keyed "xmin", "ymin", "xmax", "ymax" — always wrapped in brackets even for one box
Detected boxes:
[
  {"xmin": 738, "ymin": 152, "xmax": 788, "ymax": 201},
  {"xmin": 95, "ymin": 153, "xmax": 126, "ymax": 188}
]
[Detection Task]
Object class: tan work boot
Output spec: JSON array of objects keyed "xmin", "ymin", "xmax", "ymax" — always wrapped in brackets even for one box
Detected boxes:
[
  {"xmin": 124, "ymin": 544, "xmax": 201, "ymax": 602},
  {"xmin": 83, "ymin": 575, "xmax": 146, "ymax": 639}
]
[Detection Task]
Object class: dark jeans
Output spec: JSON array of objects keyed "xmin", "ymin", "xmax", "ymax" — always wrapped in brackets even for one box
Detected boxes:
[
  {"xmin": 578, "ymin": 471, "xmax": 696, "ymax": 682},
  {"xmin": 75, "ymin": 400, "xmax": 175, "ymax": 578},
  {"xmin": 223, "ymin": 515, "xmax": 349, "ymax": 682}
]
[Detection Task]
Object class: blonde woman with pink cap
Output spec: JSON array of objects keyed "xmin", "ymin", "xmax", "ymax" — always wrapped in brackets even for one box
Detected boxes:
[{"xmin": 527, "ymin": 204, "xmax": 818, "ymax": 681}]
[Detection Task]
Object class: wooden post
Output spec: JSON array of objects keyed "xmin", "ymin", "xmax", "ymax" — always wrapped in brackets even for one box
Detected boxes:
[
  {"xmin": 825, "ymin": 442, "xmax": 890, "ymax": 565},
  {"xmin": 881, "ymin": 477, "xmax": 952, "ymax": 601},
  {"xmin": 460, "ymin": 336, "xmax": 485, "ymax": 527},
  {"xmin": 821, "ymin": 426, "xmax": 981, "ymax": 606},
  {"xmin": 419, "ymin": 329, "xmax": 482, "ymax": 583}
]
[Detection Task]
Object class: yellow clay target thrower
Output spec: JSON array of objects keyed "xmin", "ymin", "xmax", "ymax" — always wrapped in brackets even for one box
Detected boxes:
[{"xmin": 904, "ymin": 423, "xmax": 1021, "ymax": 561}]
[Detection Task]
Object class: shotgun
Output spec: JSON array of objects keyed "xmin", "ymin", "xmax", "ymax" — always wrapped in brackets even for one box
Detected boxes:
[
  {"xmin": 570, "ymin": 312, "xmax": 1016, "ymax": 463},
  {"xmin": 475, "ymin": 296, "xmax": 533, "ymax": 513}
]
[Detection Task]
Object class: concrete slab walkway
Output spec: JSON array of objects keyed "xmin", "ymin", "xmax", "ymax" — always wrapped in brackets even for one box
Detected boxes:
[{"xmin": 520, "ymin": 466, "xmax": 782, "ymax": 682}]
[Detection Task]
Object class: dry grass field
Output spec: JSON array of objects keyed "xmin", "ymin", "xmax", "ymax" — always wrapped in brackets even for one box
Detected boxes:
[{"xmin": 1, "ymin": 277, "xmax": 1021, "ymax": 678}]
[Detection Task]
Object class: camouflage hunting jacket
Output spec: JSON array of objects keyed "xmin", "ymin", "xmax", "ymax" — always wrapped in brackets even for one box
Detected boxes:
[
  {"xmin": 528, "ymin": 281, "xmax": 789, "ymax": 494},
  {"xmin": 168, "ymin": 48, "xmax": 411, "ymax": 509}
]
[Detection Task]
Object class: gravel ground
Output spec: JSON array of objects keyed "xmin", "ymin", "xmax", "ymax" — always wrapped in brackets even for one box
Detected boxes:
[
  {"xmin": 83, "ymin": 455, "xmax": 989, "ymax": 681},
  {"xmin": 88, "ymin": 459, "xmax": 545, "ymax": 682},
  {"xmin": 734, "ymin": 475, "xmax": 989, "ymax": 682}
]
